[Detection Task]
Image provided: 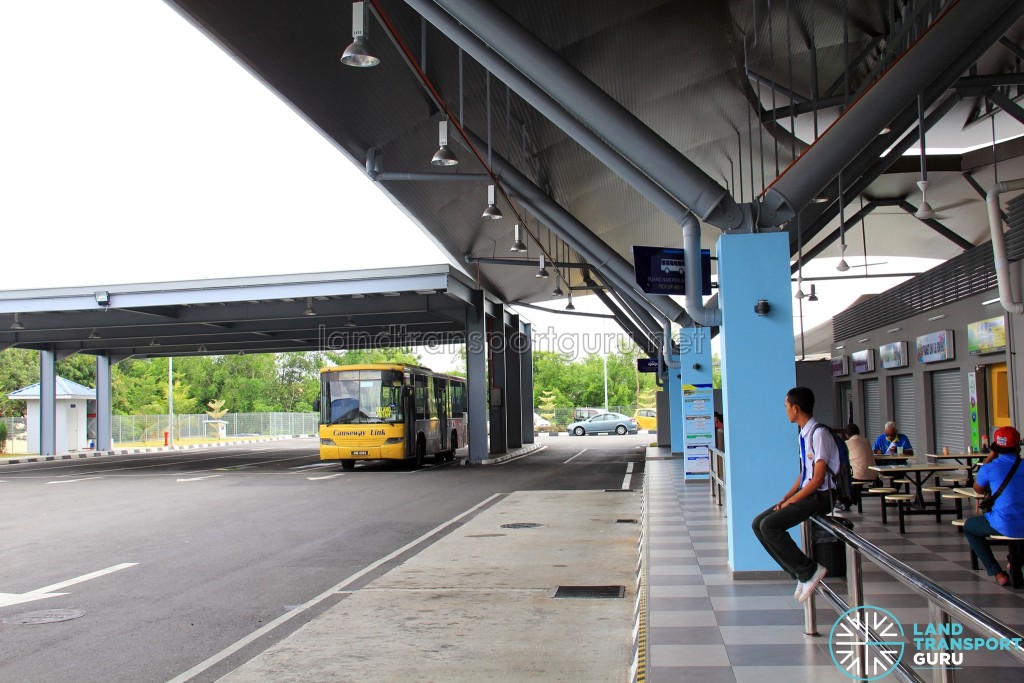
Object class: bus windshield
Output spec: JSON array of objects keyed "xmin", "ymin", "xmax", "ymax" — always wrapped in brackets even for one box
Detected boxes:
[{"xmin": 325, "ymin": 370, "xmax": 404, "ymax": 424}]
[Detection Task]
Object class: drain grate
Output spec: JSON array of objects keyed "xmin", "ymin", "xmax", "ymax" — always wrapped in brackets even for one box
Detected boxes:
[
  {"xmin": 500, "ymin": 522, "xmax": 542, "ymax": 529},
  {"xmin": 551, "ymin": 585, "xmax": 625, "ymax": 599},
  {"xmin": 3, "ymin": 608, "xmax": 86, "ymax": 625}
]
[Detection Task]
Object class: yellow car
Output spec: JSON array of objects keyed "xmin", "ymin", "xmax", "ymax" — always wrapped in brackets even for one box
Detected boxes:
[{"xmin": 634, "ymin": 408, "xmax": 657, "ymax": 430}]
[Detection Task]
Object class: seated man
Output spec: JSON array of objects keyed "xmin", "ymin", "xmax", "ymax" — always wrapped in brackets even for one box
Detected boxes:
[
  {"xmin": 846, "ymin": 423, "xmax": 878, "ymax": 482},
  {"xmin": 964, "ymin": 426, "xmax": 1024, "ymax": 586},
  {"xmin": 873, "ymin": 421, "xmax": 914, "ymax": 455}
]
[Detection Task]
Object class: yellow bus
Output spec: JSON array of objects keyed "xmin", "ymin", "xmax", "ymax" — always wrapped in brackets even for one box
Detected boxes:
[{"xmin": 315, "ymin": 363, "xmax": 467, "ymax": 469}]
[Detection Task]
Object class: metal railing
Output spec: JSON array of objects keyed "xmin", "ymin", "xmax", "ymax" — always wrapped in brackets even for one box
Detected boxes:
[
  {"xmin": 110, "ymin": 412, "xmax": 318, "ymax": 443},
  {"xmin": 709, "ymin": 447, "xmax": 726, "ymax": 507},
  {"xmin": 802, "ymin": 515, "xmax": 1024, "ymax": 682}
]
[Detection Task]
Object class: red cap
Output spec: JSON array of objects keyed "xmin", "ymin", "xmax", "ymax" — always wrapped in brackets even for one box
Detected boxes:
[{"xmin": 992, "ymin": 426, "xmax": 1021, "ymax": 451}]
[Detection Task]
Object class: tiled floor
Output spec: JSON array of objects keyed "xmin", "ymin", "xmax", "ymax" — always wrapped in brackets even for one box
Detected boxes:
[{"xmin": 644, "ymin": 458, "xmax": 1024, "ymax": 682}]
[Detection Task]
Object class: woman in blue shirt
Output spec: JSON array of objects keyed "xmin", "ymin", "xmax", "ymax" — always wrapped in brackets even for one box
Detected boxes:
[{"xmin": 964, "ymin": 426, "xmax": 1024, "ymax": 586}]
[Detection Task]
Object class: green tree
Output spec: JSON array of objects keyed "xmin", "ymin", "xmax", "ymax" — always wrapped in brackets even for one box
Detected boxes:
[
  {"xmin": 0, "ymin": 348, "xmax": 40, "ymax": 416},
  {"xmin": 325, "ymin": 347, "xmax": 421, "ymax": 367}
]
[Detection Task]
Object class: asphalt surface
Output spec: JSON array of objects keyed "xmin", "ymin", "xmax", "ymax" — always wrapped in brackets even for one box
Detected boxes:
[{"xmin": 0, "ymin": 434, "xmax": 648, "ymax": 683}]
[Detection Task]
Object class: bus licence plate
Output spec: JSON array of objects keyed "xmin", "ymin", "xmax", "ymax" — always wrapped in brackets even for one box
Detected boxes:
[{"xmin": 352, "ymin": 450, "xmax": 368, "ymax": 456}]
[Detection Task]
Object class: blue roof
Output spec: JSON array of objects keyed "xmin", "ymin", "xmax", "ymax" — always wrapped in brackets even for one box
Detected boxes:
[{"xmin": 7, "ymin": 376, "xmax": 96, "ymax": 400}]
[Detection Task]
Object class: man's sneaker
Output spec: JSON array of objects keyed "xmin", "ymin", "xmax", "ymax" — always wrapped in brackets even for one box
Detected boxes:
[
  {"xmin": 796, "ymin": 565, "xmax": 828, "ymax": 603},
  {"xmin": 833, "ymin": 503, "xmax": 850, "ymax": 513}
]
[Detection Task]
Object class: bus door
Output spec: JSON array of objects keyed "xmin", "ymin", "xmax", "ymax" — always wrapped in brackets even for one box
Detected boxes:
[
  {"xmin": 403, "ymin": 385, "xmax": 416, "ymax": 459},
  {"xmin": 436, "ymin": 379, "xmax": 449, "ymax": 451}
]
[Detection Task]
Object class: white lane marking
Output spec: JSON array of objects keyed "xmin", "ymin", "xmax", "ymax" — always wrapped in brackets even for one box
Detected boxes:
[
  {"xmin": 494, "ymin": 445, "xmax": 547, "ymax": 465},
  {"xmin": 563, "ymin": 448, "xmax": 587, "ymax": 464},
  {"xmin": 621, "ymin": 462, "xmax": 634, "ymax": 490},
  {"xmin": 45, "ymin": 477, "xmax": 102, "ymax": 485},
  {"xmin": 175, "ymin": 474, "xmax": 222, "ymax": 482},
  {"xmin": 0, "ymin": 562, "xmax": 138, "ymax": 608},
  {"xmin": 165, "ymin": 493, "xmax": 504, "ymax": 683},
  {"xmin": 307, "ymin": 473, "xmax": 345, "ymax": 481},
  {"xmin": 290, "ymin": 462, "xmax": 337, "ymax": 471}
]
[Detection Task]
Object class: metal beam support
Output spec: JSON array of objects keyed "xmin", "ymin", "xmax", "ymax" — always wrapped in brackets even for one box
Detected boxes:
[
  {"xmin": 466, "ymin": 289, "xmax": 488, "ymax": 463},
  {"xmin": 95, "ymin": 352, "xmax": 112, "ymax": 451},
  {"xmin": 505, "ymin": 313, "xmax": 523, "ymax": 449},
  {"xmin": 489, "ymin": 302, "xmax": 507, "ymax": 455},
  {"xmin": 519, "ymin": 320, "xmax": 534, "ymax": 446},
  {"xmin": 461, "ymin": 130, "xmax": 685, "ymax": 329},
  {"xmin": 760, "ymin": 0, "xmax": 1024, "ymax": 227},
  {"xmin": 40, "ymin": 348, "xmax": 56, "ymax": 456},
  {"xmin": 987, "ymin": 89, "xmax": 1024, "ymax": 126},
  {"xmin": 411, "ymin": 0, "xmax": 742, "ymax": 229}
]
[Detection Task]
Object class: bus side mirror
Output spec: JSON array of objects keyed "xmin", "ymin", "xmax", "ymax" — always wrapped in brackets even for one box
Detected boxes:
[{"xmin": 312, "ymin": 397, "xmax": 321, "ymax": 412}]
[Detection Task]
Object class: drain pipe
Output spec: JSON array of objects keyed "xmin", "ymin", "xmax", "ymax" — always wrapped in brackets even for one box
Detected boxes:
[
  {"xmin": 682, "ymin": 213, "xmax": 722, "ymax": 327},
  {"xmin": 987, "ymin": 180, "xmax": 1024, "ymax": 314}
]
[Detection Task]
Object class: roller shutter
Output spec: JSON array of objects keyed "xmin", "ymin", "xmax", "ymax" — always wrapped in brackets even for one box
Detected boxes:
[
  {"xmin": 932, "ymin": 370, "xmax": 964, "ymax": 454},
  {"xmin": 862, "ymin": 379, "xmax": 880, "ymax": 442},
  {"xmin": 891, "ymin": 375, "xmax": 916, "ymax": 449}
]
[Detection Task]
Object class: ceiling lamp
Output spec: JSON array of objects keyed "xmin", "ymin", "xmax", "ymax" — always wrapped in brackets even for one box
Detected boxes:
[
  {"xmin": 551, "ymin": 277, "xmax": 564, "ymax": 297},
  {"xmin": 345, "ymin": 316, "xmax": 357, "ymax": 328},
  {"xmin": 88, "ymin": 329, "xmax": 100, "ymax": 339},
  {"xmin": 536, "ymin": 254, "xmax": 549, "ymax": 278},
  {"xmin": 510, "ymin": 223, "xmax": 527, "ymax": 252},
  {"xmin": 807, "ymin": 284, "xmax": 818, "ymax": 302},
  {"xmin": 430, "ymin": 120, "xmax": 458, "ymax": 166},
  {"xmin": 340, "ymin": 2, "xmax": 379, "ymax": 67},
  {"xmin": 565, "ymin": 292, "xmax": 575, "ymax": 311},
  {"xmin": 150, "ymin": 339, "xmax": 161, "ymax": 347},
  {"xmin": 836, "ymin": 244, "xmax": 850, "ymax": 272},
  {"xmin": 198, "ymin": 345, "xmax": 207, "ymax": 353},
  {"xmin": 836, "ymin": 172, "xmax": 850, "ymax": 272},
  {"xmin": 10, "ymin": 313, "xmax": 24, "ymax": 330},
  {"xmin": 482, "ymin": 184, "xmax": 502, "ymax": 219},
  {"xmin": 914, "ymin": 180, "xmax": 935, "ymax": 220},
  {"xmin": 794, "ymin": 277, "xmax": 806, "ymax": 299},
  {"xmin": 303, "ymin": 297, "xmax": 317, "ymax": 316},
  {"xmin": 914, "ymin": 94, "xmax": 935, "ymax": 220}
]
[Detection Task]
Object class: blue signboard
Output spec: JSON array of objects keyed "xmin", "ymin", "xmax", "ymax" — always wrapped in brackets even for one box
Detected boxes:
[
  {"xmin": 637, "ymin": 358, "xmax": 659, "ymax": 373},
  {"xmin": 631, "ymin": 246, "xmax": 712, "ymax": 296}
]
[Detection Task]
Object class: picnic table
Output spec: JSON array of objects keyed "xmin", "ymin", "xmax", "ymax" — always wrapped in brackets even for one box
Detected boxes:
[
  {"xmin": 926, "ymin": 452, "xmax": 989, "ymax": 486},
  {"xmin": 869, "ymin": 463, "xmax": 967, "ymax": 508}
]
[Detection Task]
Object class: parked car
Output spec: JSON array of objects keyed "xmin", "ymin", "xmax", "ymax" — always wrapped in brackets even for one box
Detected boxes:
[
  {"xmin": 533, "ymin": 412, "xmax": 551, "ymax": 430},
  {"xmin": 573, "ymin": 407, "xmax": 602, "ymax": 421},
  {"xmin": 567, "ymin": 412, "xmax": 638, "ymax": 436},
  {"xmin": 634, "ymin": 408, "xmax": 657, "ymax": 430}
]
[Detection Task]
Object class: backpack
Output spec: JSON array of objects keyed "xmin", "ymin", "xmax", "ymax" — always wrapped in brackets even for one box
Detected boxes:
[{"xmin": 810, "ymin": 423, "xmax": 853, "ymax": 504}]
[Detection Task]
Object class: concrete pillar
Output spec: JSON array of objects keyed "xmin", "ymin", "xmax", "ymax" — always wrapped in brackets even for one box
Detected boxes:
[
  {"xmin": 489, "ymin": 304, "xmax": 508, "ymax": 454},
  {"xmin": 519, "ymin": 321, "xmax": 535, "ymax": 445},
  {"xmin": 96, "ymin": 353, "xmax": 112, "ymax": 450},
  {"xmin": 505, "ymin": 313, "xmax": 523, "ymax": 449},
  {"xmin": 717, "ymin": 232, "xmax": 797, "ymax": 575},
  {"xmin": 40, "ymin": 348, "xmax": 56, "ymax": 456},
  {"xmin": 467, "ymin": 290, "xmax": 488, "ymax": 463},
  {"xmin": 679, "ymin": 326, "xmax": 713, "ymax": 479}
]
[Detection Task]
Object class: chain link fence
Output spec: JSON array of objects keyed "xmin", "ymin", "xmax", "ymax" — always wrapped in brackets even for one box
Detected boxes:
[{"xmin": 110, "ymin": 412, "xmax": 319, "ymax": 443}]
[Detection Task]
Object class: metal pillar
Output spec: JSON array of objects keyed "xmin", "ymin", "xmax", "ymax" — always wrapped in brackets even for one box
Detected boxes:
[
  {"xmin": 717, "ymin": 232, "xmax": 797, "ymax": 573},
  {"xmin": 466, "ymin": 289, "xmax": 488, "ymax": 463},
  {"xmin": 489, "ymin": 303, "xmax": 508, "ymax": 455},
  {"xmin": 40, "ymin": 348, "xmax": 56, "ymax": 456},
  {"xmin": 519, "ymin": 320, "xmax": 535, "ymax": 446},
  {"xmin": 505, "ymin": 313, "xmax": 523, "ymax": 449},
  {"xmin": 95, "ymin": 353, "xmax": 112, "ymax": 451}
]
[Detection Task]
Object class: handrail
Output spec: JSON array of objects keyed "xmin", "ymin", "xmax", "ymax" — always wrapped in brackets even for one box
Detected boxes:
[
  {"xmin": 804, "ymin": 514, "xmax": 1024, "ymax": 680},
  {"xmin": 708, "ymin": 447, "xmax": 726, "ymax": 507}
]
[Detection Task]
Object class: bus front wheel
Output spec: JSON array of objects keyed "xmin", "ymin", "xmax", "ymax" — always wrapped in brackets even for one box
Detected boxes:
[{"xmin": 341, "ymin": 460, "xmax": 355, "ymax": 471}]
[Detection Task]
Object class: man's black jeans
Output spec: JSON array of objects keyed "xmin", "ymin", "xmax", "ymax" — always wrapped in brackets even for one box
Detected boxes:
[{"xmin": 751, "ymin": 490, "xmax": 832, "ymax": 582}]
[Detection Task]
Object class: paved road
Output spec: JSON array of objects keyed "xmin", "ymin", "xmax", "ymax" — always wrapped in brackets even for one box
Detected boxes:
[{"xmin": 0, "ymin": 435, "xmax": 647, "ymax": 683}]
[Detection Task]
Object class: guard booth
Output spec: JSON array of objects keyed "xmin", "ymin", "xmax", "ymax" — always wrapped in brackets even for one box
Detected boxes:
[{"xmin": 7, "ymin": 377, "xmax": 96, "ymax": 454}]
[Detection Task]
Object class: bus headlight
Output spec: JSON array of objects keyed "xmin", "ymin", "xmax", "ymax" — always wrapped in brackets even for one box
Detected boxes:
[
  {"xmin": 320, "ymin": 438, "xmax": 334, "ymax": 446},
  {"xmin": 383, "ymin": 437, "xmax": 404, "ymax": 445}
]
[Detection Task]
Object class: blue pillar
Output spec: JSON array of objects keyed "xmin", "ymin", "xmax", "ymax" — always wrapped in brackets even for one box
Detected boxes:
[
  {"xmin": 679, "ymin": 326, "xmax": 713, "ymax": 478},
  {"xmin": 667, "ymin": 352, "xmax": 684, "ymax": 454},
  {"xmin": 717, "ymin": 232, "xmax": 797, "ymax": 575}
]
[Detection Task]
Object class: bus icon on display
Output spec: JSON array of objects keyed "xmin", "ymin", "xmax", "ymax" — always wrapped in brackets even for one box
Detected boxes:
[{"xmin": 659, "ymin": 258, "xmax": 684, "ymax": 274}]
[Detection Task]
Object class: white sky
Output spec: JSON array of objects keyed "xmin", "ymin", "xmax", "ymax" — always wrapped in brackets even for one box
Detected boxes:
[{"xmin": 0, "ymin": 1, "xmax": 944, "ymax": 369}]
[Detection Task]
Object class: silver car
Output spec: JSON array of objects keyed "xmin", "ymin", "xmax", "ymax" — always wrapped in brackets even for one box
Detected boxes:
[{"xmin": 567, "ymin": 412, "xmax": 638, "ymax": 436}]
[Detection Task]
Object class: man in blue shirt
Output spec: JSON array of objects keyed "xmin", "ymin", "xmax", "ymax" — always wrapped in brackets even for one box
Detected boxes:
[
  {"xmin": 965, "ymin": 426, "xmax": 1024, "ymax": 586},
  {"xmin": 752, "ymin": 387, "xmax": 839, "ymax": 603},
  {"xmin": 872, "ymin": 421, "xmax": 914, "ymax": 455}
]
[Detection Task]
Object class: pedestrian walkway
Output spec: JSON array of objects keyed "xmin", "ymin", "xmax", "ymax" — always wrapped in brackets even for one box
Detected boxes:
[{"xmin": 644, "ymin": 456, "xmax": 1024, "ymax": 682}]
